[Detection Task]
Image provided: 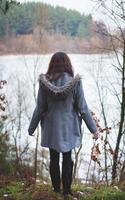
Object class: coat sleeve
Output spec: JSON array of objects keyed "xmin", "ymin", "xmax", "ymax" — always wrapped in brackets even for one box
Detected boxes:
[
  {"xmin": 28, "ymin": 84, "xmax": 47, "ymax": 135},
  {"xmin": 75, "ymin": 80, "xmax": 97, "ymax": 134}
]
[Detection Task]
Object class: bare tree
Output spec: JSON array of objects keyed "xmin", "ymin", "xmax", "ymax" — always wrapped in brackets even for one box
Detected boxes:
[
  {"xmin": 23, "ymin": 55, "xmax": 40, "ymax": 181},
  {"xmin": 23, "ymin": 55, "xmax": 49, "ymax": 182},
  {"xmin": 33, "ymin": 3, "xmax": 51, "ymax": 52},
  {"xmin": 7, "ymin": 76, "xmax": 31, "ymax": 179},
  {"xmin": 89, "ymin": 62, "xmax": 111, "ymax": 185},
  {"xmin": 93, "ymin": 0, "xmax": 125, "ymax": 183},
  {"xmin": 73, "ymin": 143, "xmax": 83, "ymax": 182}
]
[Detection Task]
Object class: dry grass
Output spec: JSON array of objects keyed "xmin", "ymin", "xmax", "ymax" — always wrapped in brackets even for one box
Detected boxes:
[{"xmin": 0, "ymin": 33, "xmax": 113, "ymax": 55}]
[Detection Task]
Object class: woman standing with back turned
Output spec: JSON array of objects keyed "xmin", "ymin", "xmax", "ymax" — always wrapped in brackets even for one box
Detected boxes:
[{"xmin": 28, "ymin": 52, "xmax": 98, "ymax": 199}]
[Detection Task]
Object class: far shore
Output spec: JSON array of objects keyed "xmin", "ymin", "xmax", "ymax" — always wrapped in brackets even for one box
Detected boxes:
[{"xmin": 0, "ymin": 34, "xmax": 114, "ymax": 56}]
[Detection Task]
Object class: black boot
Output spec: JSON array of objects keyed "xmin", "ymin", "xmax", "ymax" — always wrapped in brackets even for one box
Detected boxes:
[
  {"xmin": 49, "ymin": 148, "xmax": 61, "ymax": 192},
  {"xmin": 62, "ymin": 151, "xmax": 73, "ymax": 195}
]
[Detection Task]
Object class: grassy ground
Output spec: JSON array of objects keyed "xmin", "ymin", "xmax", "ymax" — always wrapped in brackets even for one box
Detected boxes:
[{"xmin": 0, "ymin": 181, "xmax": 125, "ymax": 200}]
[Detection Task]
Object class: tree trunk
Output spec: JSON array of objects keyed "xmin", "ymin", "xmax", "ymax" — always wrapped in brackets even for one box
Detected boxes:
[
  {"xmin": 34, "ymin": 127, "xmax": 39, "ymax": 181},
  {"xmin": 73, "ymin": 144, "xmax": 82, "ymax": 182},
  {"xmin": 112, "ymin": 40, "xmax": 125, "ymax": 183}
]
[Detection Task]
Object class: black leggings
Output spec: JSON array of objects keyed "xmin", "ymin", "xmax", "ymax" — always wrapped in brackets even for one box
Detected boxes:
[{"xmin": 49, "ymin": 148, "xmax": 73, "ymax": 194}]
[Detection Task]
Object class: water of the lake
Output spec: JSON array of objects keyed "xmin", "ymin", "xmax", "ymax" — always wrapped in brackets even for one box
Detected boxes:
[{"xmin": 0, "ymin": 53, "xmax": 121, "ymax": 181}]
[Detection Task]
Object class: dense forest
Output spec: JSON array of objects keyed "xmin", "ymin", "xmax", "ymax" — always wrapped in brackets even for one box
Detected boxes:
[
  {"xmin": 0, "ymin": 1, "xmax": 104, "ymax": 37},
  {"xmin": 0, "ymin": 1, "xmax": 115, "ymax": 54}
]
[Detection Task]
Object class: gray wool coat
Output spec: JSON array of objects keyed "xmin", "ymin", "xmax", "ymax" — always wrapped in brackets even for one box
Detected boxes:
[{"xmin": 28, "ymin": 72, "xmax": 97, "ymax": 152}]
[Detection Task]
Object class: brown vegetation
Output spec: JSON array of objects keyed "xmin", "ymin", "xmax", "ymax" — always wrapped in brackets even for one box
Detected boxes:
[{"xmin": 0, "ymin": 32, "xmax": 115, "ymax": 55}]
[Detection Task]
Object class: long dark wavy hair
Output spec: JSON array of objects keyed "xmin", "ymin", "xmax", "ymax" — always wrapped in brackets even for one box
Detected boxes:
[{"xmin": 46, "ymin": 52, "xmax": 74, "ymax": 80}]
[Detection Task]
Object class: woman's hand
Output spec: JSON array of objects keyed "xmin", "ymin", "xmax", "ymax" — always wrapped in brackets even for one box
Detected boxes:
[
  {"xmin": 28, "ymin": 131, "xmax": 35, "ymax": 136},
  {"xmin": 93, "ymin": 132, "xmax": 99, "ymax": 140}
]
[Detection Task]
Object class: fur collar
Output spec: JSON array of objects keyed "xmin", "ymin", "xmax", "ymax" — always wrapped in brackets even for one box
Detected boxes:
[{"xmin": 39, "ymin": 73, "xmax": 81, "ymax": 100}]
